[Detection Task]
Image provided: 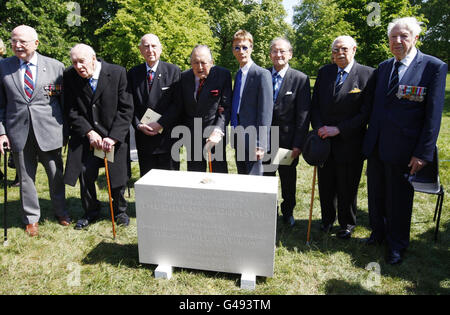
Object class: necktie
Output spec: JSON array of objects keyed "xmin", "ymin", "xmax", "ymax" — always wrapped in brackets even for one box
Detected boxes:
[
  {"xmin": 335, "ymin": 70, "xmax": 344, "ymax": 94},
  {"xmin": 272, "ymin": 72, "xmax": 281, "ymax": 103},
  {"xmin": 196, "ymin": 78, "xmax": 205, "ymax": 101},
  {"xmin": 147, "ymin": 70, "xmax": 155, "ymax": 91},
  {"xmin": 89, "ymin": 77, "xmax": 97, "ymax": 92},
  {"xmin": 24, "ymin": 62, "xmax": 34, "ymax": 100},
  {"xmin": 231, "ymin": 69, "xmax": 242, "ymax": 128},
  {"xmin": 387, "ymin": 61, "xmax": 402, "ymax": 96}
]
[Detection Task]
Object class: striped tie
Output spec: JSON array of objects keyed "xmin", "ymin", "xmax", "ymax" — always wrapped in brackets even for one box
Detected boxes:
[
  {"xmin": 24, "ymin": 62, "xmax": 34, "ymax": 100},
  {"xmin": 335, "ymin": 70, "xmax": 344, "ymax": 94},
  {"xmin": 387, "ymin": 61, "xmax": 402, "ymax": 96},
  {"xmin": 147, "ymin": 70, "xmax": 154, "ymax": 91}
]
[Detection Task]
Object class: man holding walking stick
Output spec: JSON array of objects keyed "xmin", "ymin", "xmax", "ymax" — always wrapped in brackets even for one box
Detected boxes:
[{"xmin": 63, "ymin": 44, "xmax": 134, "ymax": 231}]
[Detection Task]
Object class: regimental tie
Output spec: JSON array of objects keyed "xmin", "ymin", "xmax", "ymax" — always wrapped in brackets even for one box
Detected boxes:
[
  {"xmin": 147, "ymin": 70, "xmax": 155, "ymax": 91},
  {"xmin": 24, "ymin": 62, "xmax": 34, "ymax": 100},
  {"xmin": 334, "ymin": 70, "xmax": 344, "ymax": 94},
  {"xmin": 196, "ymin": 78, "xmax": 205, "ymax": 101},
  {"xmin": 272, "ymin": 72, "xmax": 281, "ymax": 103},
  {"xmin": 387, "ymin": 61, "xmax": 402, "ymax": 96}
]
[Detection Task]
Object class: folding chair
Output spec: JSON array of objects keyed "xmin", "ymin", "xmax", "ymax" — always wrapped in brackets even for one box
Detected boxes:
[{"xmin": 410, "ymin": 146, "xmax": 444, "ymax": 242}]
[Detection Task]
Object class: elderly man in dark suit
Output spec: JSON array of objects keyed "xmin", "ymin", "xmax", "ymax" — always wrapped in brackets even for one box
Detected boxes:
[
  {"xmin": 64, "ymin": 44, "xmax": 134, "ymax": 229},
  {"xmin": 178, "ymin": 45, "xmax": 231, "ymax": 173},
  {"xmin": 231, "ymin": 30, "xmax": 273, "ymax": 176},
  {"xmin": 127, "ymin": 34, "xmax": 181, "ymax": 177},
  {"xmin": 311, "ymin": 35, "xmax": 374, "ymax": 239},
  {"xmin": 263, "ymin": 37, "xmax": 311, "ymax": 227},
  {"xmin": 363, "ymin": 17, "xmax": 447, "ymax": 264},
  {"xmin": 0, "ymin": 25, "xmax": 69, "ymax": 237}
]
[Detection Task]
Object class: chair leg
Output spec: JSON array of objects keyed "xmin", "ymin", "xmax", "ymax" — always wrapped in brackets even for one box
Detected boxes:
[{"xmin": 434, "ymin": 186, "xmax": 444, "ymax": 242}]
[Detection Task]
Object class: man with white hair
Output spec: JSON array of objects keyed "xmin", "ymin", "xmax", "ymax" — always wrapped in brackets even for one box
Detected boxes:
[
  {"xmin": 0, "ymin": 25, "xmax": 69, "ymax": 237},
  {"xmin": 311, "ymin": 35, "xmax": 375, "ymax": 239},
  {"xmin": 127, "ymin": 34, "xmax": 181, "ymax": 177},
  {"xmin": 363, "ymin": 17, "xmax": 447, "ymax": 264},
  {"xmin": 63, "ymin": 43, "xmax": 134, "ymax": 230}
]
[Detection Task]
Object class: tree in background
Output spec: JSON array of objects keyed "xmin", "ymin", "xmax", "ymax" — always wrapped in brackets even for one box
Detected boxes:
[{"xmin": 95, "ymin": 0, "xmax": 218, "ymax": 70}]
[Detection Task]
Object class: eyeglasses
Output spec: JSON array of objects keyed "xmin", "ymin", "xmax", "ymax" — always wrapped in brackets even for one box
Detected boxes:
[
  {"xmin": 10, "ymin": 39, "xmax": 35, "ymax": 47},
  {"xmin": 271, "ymin": 49, "xmax": 289, "ymax": 55},
  {"xmin": 234, "ymin": 45, "xmax": 250, "ymax": 52},
  {"xmin": 332, "ymin": 47, "xmax": 350, "ymax": 53}
]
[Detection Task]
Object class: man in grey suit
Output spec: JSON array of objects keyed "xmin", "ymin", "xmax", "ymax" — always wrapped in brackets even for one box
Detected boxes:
[
  {"xmin": 231, "ymin": 30, "xmax": 273, "ymax": 175},
  {"xmin": 0, "ymin": 25, "xmax": 69, "ymax": 237}
]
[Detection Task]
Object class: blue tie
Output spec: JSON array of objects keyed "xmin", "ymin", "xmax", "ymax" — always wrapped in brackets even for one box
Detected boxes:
[
  {"xmin": 273, "ymin": 72, "xmax": 281, "ymax": 102},
  {"xmin": 231, "ymin": 69, "xmax": 242, "ymax": 128},
  {"xmin": 335, "ymin": 70, "xmax": 344, "ymax": 94},
  {"xmin": 89, "ymin": 77, "xmax": 97, "ymax": 92}
]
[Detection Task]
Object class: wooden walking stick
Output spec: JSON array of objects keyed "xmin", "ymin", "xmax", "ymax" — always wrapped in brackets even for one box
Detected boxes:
[
  {"xmin": 3, "ymin": 144, "xmax": 9, "ymax": 246},
  {"xmin": 104, "ymin": 156, "xmax": 116, "ymax": 240},
  {"xmin": 306, "ymin": 166, "xmax": 317, "ymax": 246},
  {"xmin": 208, "ymin": 149, "xmax": 213, "ymax": 173}
]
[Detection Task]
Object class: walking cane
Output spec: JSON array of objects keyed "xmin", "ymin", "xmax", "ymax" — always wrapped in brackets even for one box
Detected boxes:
[
  {"xmin": 104, "ymin": 156, "xmax": 116, "ymax": 240},
  {"xmin": 208, "ymin": 149, "xmax": 213, "ymax": 173},
  {"xmin": 3, "ymin": 144, "xmax": 9, "ymax": 246},
  {"xmin": 306, "ymin": 166, "xmax": 317, "ymax": 246}
]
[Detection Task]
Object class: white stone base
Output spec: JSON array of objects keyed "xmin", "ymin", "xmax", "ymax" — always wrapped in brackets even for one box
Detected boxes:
[
  {"xmin": 240, "ymin": 273, "xmax": 256, "ymax": 290},
  {"xmin": 155, "ymin": 264, "xmax": 173, "ymax": 280}
]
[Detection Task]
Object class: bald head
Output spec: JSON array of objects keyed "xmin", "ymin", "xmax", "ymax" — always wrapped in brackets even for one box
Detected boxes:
[
  {"xmin": 11, "ymin": 25, "xmax": 39, "ymax": 61},
  {"xmin": 70, "ymin": 43, "xmax": 97, "ymax": 79},
  {"xmin": 139, "ymin": 34, "xmax": 162, "ymax": 66}
]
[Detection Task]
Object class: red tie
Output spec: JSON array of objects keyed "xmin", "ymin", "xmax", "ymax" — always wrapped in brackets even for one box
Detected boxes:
[
  {"xmin": 196, "ymin": 78, "xmax": 205, "ymax": 100},
  {"xmin": 147, "ymin": 70, "xmax": 155, "ymax": 91}
]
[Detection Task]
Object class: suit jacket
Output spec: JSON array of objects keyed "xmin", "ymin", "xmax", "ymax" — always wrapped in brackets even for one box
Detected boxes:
[
  {"xmin": 363, "ymin": 50, "xmax": 447, "ymax": 165},
  {"xmin": 63, "ymin": 60, "xmax": 134, "ymax": 188},
  {"xmin": 0, "ymin": 53, "xmax": 65, "ymax": 152},
  {"xmin": 179, "ymin": 66, "xmax": 231, "ymax": 132},
  {"xmin": 234, "ymin": 62, "xmax": 273, "ymax": 151},
  {"xmin": 269, "ymin": 66, "xmax": 311, "ymax": 150},
  {"xmin": 127, "ymin": 61, "xmax": 181, "ymax": 154},
  {"xmin": 311, "ymin": 61, "xmax": 374, "ymax": 162}
]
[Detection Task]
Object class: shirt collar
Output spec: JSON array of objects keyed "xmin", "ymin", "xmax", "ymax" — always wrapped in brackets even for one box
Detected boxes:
[
  {"xmin": 146, "ymin": 60, "xmax": 159, "ymax": 73},
  {"xmin": 338, "ymin": 59, "xmax": 354, "ymax": 74},
  {"xmin": 398, "ymin": 47, "xmax": 417, "ymax": 67},
  {"xmin": 272, "ymin": 64, "xmax": 289, "ymax": 78},
  {"xmin": 240, "ymin": 59, "xmax": 253, "ymax": 74},
  {"xmin": 20, "ymin": 52, "xmax": 38, "ymax": 66},
  {"xmin": 91, "ymin": 60, "xmax": 102, "ymax": 80}
]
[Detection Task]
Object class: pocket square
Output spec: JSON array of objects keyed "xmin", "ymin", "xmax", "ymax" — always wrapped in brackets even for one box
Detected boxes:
[
  {"xmin": 349, "ymin": 88, "xmax": 362, "ymax": 94},
  {"xmin": 285, "ymin": 91, "xmax": 293, "ymax": 95},
  {"xmin": 161, "ymin": 87, "xmax": 170, "ymax": 91},
  {"xmin": 210, "ymin": 89, "xmax": 219, "ymax": 96}
]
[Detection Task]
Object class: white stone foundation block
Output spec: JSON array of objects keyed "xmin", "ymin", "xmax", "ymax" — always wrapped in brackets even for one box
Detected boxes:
[
  {"xmin": 241, "ymin": 273, "xmax": 256, "ymax": 290},
  {"xmin": 135, "ymin": 170, "xmax": 278, "ymax": 278},
  {"xmin": 155, "ymin": 264, "xmax": 173, "ymax": 280}
]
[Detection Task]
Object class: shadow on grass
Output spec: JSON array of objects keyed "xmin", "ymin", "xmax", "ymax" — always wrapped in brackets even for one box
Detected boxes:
[{"xmin": 82, "ymin": 241, "xmax": 140, "ymax": 268}]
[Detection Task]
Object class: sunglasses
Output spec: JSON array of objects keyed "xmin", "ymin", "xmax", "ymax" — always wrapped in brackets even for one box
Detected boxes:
[{"xmin": 234, "ymin": 45, "xmax": 250, "ymax": 52}]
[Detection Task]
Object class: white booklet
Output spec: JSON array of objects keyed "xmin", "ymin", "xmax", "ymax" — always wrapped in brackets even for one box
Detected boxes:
[
  {"xmin": 272, "ymin": 148, "xmax": 294, "ymax": 166},
  {"xmin": 141, "ymin": 108, "xmax": 163, "ymax": 134},
  {"xmin": 94, "ymin": 146, "xmax": 114, "ymax": 163}
]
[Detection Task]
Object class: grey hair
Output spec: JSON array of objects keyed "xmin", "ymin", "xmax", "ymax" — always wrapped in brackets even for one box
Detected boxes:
[
  {"xmin": 331, "ymin": 35, "xmax": 357, "ymax": 50},
  {"xmin": 190, "ymin": 45, "xmax": 213, "ymax": 63},
  {"xmin": 12, "ymin": 25, "xmax": 39, "ymax": 41},
  {"xmin": 139, "ymin": 34, "xmax": 162, "ymax": 48},
  {"xmin": 269, "ymin": 37, "xmax": 293, "ymax": 53},
  {"xmin": 387, "ymin": 17, "xmax": 422, "ymax": 38},
  {"xmin": 70, "ymin": 43, "xmax": 96, "ymax": 58}
]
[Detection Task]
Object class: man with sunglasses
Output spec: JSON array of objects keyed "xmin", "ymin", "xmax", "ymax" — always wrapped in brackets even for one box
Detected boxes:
[{"xmin": 231, "ymin": 29, "xmax": 273, "ymax": 175}]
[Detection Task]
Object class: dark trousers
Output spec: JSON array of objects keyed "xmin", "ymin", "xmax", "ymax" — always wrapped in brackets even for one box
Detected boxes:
[
  {"xmin": 317, "ymin": 155, "xmax": 363, "ymax": 230},
  {"xmin": 187, "ymin": 137, "xmax": 228, "ymax": 173},
  {"xmin": 137, "ymin": 151, "xmax": 179, "ymax": 177},
  {"xmin": 79, "ymin": 153, "xmax": 127, "ymax": 219},
  {"xmin": 367, "ymin": 149, "xmax": 414, "ymax": 251},
  {"xmin": 264, "ymin": 157, "xmax": 299, "ymax": 218}
]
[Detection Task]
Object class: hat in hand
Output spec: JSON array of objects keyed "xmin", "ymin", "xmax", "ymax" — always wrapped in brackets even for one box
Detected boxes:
[{"xmin": 302, "ymin": 130, "xmax": 330, "ymax": 166}]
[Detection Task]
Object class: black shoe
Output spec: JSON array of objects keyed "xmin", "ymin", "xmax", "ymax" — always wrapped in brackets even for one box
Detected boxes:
[
  {"xmin": 320, "ymin": 223, "xmax": 333, "ymax": 233},
  {"xmin": 74, "ymin": 215, "xmax": 98, "ymax": 230},
  {"xmin": 116, "ymin": 213, "xmax": 130, "ymax": 226},
  {"xmin": 360, "ymin": 234, "xmax": 384, "ymax": 246},
  {"xmin": 386, "ymin": 248, "xmax": 404, "ymax": 265},
  {"xmin": 337, "ymin": 229, "xmax": 352, "ymax": 239},
  {"xmin": 282, "ymin": 215, "xmax": 295, "ymax": 227}
]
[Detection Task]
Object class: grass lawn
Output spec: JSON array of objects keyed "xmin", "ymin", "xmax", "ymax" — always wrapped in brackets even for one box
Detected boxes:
[{"xmin": 0, "ymin": 75, "xmax": 448, "ymax": 295}]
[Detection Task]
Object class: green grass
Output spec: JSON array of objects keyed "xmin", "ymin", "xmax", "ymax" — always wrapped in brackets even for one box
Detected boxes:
[{"xmin": 0, "ymin": 75, "xmax": 449, "ymax": 295}]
